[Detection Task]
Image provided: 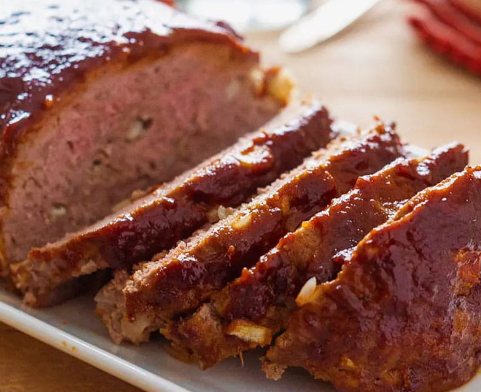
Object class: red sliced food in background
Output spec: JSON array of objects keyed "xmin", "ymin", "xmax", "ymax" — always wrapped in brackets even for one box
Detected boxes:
[
  {"xmin": 158, "ymin": 0, "xmax": 176, "ymax": 7},
  {"xmin": 413, "ymin": 0, "xmax": 481, "ymax": 44},
  {"xmin": 408, "ymin": 0, "xmax": 481, "ymax": 75},
  {"xmin": 448, "ymin": 0, "xmax": 481, "ymax": 25}
]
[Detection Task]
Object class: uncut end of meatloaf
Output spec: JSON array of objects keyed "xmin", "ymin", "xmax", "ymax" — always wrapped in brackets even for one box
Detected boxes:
[
  {"xmin": 0, "ymin": 0, "xmax": 290, "ymax": 280},
  {"xmin": 264, "ymin": 166, "xmax": 481, "ymax": 392},
  {"xmin": 164, "ymin": 142, "xmax": 468, "ymax": 369},
  {"xmin": 13, "ymin": 100, "xmax": 334, "ymax": 307},
  {"xmin": 99, "ymin": 121, "xmax": 405, "ymax": 345}
]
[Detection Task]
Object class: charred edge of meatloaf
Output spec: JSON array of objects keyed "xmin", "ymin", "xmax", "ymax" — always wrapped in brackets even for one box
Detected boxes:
[
  {"xmin": 101, "ymin": 121, "xmax": 405, "ymax": 345},
  {"xmin": 12, "ymin": 100, "xmax": 332, "ymax": 307},
  {"xmin": 264, "ymin": 166, "xmax": 481, "ymax": 392},
  {"xmin": 164, "ymin": 142, "xmax": 468, "ymax": 369}
]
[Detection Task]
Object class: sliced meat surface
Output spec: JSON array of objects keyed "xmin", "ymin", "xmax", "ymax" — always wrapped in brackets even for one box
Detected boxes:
[
  {"xmin": 165, "ymin": 142, "xmax": 468, "ymax": 369},
  {"xmin": 13, "ymin": 101, "xmax": 334, "ymax": 307},
  {"xmin": 264, "ymin": 166, "xmax": 481, "ymax": 392},
  {"xmin": 0, "ymin": 0, "xmax": 285, "ymax": 280},
  {"xmin": 96, "ymin": 122, "xmax": 405, "ymax": 344}
]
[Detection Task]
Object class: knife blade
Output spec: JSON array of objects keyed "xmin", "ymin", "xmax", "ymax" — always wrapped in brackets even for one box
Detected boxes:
[{"xmin": 279, "ymin": 0, "xmax": 382, "ymax": 53}]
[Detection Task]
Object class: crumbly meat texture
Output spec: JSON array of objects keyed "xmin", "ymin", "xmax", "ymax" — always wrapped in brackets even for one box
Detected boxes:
[
  {"xmin": 0, "ymin": 0, "xmax": 285, "ymax": 278},
  {"xmin": 13, "ymin": 102, "xmax": 333, "ymax": 307},
  {"xmin": 264, "ymin": 166, "xmax": 481, "ymax": 392},
  {"xmin": 96, "ymin": 122, "xmax": 405, "ymax": 344},
  {"xmin": 165, "ymin": 142, "xmax": 468, "ymax": 369}
]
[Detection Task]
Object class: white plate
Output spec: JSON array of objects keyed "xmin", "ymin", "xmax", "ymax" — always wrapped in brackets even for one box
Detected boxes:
[
  {"xmin": 1, "ymin": 280, "xmax": 480, "ymax": 392},
  {"xmin": 0, "ymin": 141, "xmax": 479, "ymax": 392},
  {"xmin": 0, "ymin": 286, "xmax": 333, "ymax": 392}
]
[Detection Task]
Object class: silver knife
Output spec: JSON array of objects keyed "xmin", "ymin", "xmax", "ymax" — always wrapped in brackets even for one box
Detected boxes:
[{"xmin": 279, "ymin": 0, "xmax": 382, "ymax": 53}]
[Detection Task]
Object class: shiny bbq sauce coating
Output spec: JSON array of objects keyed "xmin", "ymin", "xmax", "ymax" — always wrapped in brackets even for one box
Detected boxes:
[
  {"xmin": 121, "ymin": 123, "xmax": 405, "ymax": 340},
  {"xmin": 265, "ymin": 166, "xmax": 481, "ymax": 392},
  {"xmin": 166, "ymin": 142, "xmax": 468, "ymax": 369},
  {"xmin": 14, "ymin": 102, "xmax": 333, "ymax": 307},
  {"xmin": 0, "ymin": 0, "xmax": 254, "ymax": 159},
  {"xmin": 77, "ymin": 104, "xmax": 334, "ymax": 269},
  {"xmin": 224, "ymin": 144, "xmax": 468, "ymax": 323}
]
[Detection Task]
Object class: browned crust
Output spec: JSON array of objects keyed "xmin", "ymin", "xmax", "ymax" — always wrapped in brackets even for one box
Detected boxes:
[
  {"xmin": 166, "ymin": 143, "xmax": 469, "ymax": 369},
  {"xmin": 107, "ymin": 122, "xmax": 405, "ymax": 344},
  {"xmin": 264, "ymin": 166, "xmax": 481, "ymax": 392},
  {"xmin": 12, "ymin": 102, "xmax": 333, "ymax": 305}
]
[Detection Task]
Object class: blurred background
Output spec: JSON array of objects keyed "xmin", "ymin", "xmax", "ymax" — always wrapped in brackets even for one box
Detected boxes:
[
  {"xmin": 176, "ymin": 0, "xmax": 481, "ymax": 162},
  {"xmin": 178, "ymin": 0, "xmax": 311, "ymax": 31}
]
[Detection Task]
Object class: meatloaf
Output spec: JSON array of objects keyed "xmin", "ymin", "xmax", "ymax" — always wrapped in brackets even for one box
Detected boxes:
[
  {"xmin": 13, "ymin": 101, "xmax": 334, "ymax": 307},
  {"xmin": 165, "ymin": 142, "xmax": 468, "ymax": 369},
  {"xmin": 96, "ymin": 122, "xmax": 405, "ymax": 344},
  {"xmin": 0, "ymin": 0, "xmax": 287, "ymax": 279},
  {"xmin": 264, "ymin": 166, "xmax": 481, "ymax": 392}
]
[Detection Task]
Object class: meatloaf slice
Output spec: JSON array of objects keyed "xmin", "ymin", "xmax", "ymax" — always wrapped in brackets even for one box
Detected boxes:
[
  {"xmin": 263, "ymin": 166, "xmax": 481, "ymax": 392},
  {"xmin": 96, "ymin": 122, "xmax": 405, "ymax": 344},
  {"xmin": 13, "ymin": 101, "xmax": 333, "ymax": 307},
  {"xmin": 165, "ymin": 142, "xmax": 468, "ymax": 369},
  {"xmin": 0, "ymin": 0, "xmax": 287, "ymax": 279}
]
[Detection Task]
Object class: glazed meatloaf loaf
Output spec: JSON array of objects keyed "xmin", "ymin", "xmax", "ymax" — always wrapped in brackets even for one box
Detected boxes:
[
  {"xmin": 0, "ymin": 0, "xmax": 288, "ymax": 279},
  {"xmin": 263, "ymin": 166, "xmax": 481, "ymax": 392},
  {"xmin": 165, "ymin": 143, "xmax": 468, "ymax": 369},
  {"xmin": 13, "ymin": 101, "xmax": 334, "ymax": 307},
  {"xmin": 96, "ymin": 122, "xmax": 405, "ymax": 344}
]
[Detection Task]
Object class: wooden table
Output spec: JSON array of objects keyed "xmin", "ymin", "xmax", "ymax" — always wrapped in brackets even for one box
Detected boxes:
[{"xmin": 1, "ymin": 1, "xmax": 480, "ymax": 391}]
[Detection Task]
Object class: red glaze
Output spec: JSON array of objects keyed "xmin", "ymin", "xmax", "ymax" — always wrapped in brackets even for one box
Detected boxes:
[
  {"xmin": 265, "ymin": 166, "xmax": 481, "ymax": 392},
  {"xmin": 123, "ymin": 123, "xmax": 405, "ymax": 329},
  {"xmin": 15, "ymin": 103, "xmax": 334, "ymax": 307},
  {"xmin": 224, "ymin": 143, "xmax": 468, "ymax": 324},
  {"xmin": 0, "ymin": 0, "xmax": 255, "ymax": 158},
  {"xmin": 167, "ymin": 143, "xmax": 468, "ymax": 369}
]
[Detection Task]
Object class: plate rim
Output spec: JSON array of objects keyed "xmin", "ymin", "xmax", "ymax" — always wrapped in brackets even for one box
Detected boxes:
[{"xmin": 0, "ymin": 298, "xmax": 189, "ymax": 392}]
